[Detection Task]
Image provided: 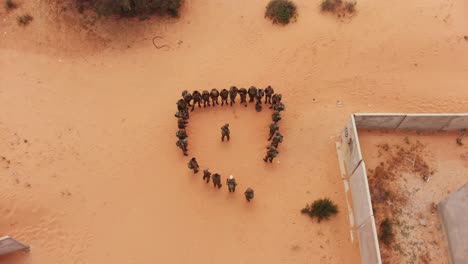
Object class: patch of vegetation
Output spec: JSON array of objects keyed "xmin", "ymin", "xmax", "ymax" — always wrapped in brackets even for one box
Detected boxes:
[
  {"xmin": 76, "ymin": 0, "xmax": 184, "ymax": 18},
  {"xmin": 265, "ymin": 0, "xmax": 297, "ymax": 25},
  {"xmin": 17, "ymin": 14, "xmax": 33, "ymax": 26},
  {"xmin": 379, "ymin": 218, "xmax": 394, "ymax": 246},
  {"xmin": 320, "ymin": 0, "xmax": 356, "ymax": 17},
  {"xmin": 301, "ymin": 198, "xmax": 338, "ymax": 222},
  {"xmin": 4, "ymin": 0, "xmax": 17, "ymax": 10}
]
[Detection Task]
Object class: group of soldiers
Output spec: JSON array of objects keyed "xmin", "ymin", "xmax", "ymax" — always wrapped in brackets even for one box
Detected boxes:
[
  {"xmin": 175, "ymin": 86, "xmax": 286, "ymax": 159},
  {"xmin": 187, "ymin": 157, "xmax": 255, "ymax": 202},
  {"xmin": 174, "ymin": 85, "xmax": 286, "ymax": 202}
]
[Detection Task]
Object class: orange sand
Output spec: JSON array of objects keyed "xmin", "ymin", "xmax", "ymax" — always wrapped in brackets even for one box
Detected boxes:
[{"xmin": 0, "ymin": 0, "xmax": 467, "ymax": 263}]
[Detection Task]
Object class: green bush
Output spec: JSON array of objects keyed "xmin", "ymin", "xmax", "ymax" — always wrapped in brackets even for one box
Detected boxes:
[
  {"xmin": 265, "ymin": 0, "xmax": 297, "ymax": 25},
  {"xmin": 4, "ymin": 0, "xmax": 17, "ymax": 10},
  {"xmin": 301, "ymin": 198, "xmax": 339, "ymax": 222},
  {"xmin": 320, "ymin": 0, "xmax": 341, "ymax": 12},
  {"xmin": 76, "ymin": 0, "xmax": 183, "ymax": 18},
  {"xmin": 379, "ymin": 218, "xmax": 394, "ymax": 246},
  {"xmin": 17, "ymin": 14, "xmax": 33, "ymax": 26}
]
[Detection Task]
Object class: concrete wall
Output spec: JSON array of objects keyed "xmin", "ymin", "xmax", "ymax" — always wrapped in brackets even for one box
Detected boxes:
[
  {"xmin": 349, "ymin": 162, "xmax": 374, "ymax": 228},
  {"xmin": 353, "ymin": 113, "xmax": 468, "ymax": 131},
  {"xmin": 340, "ymin": 115, "xmax": 363, "ymax": 175},
  {"xmin": 357, "ymin": 216, "xmax": 382, "ymax": 264},
  {"xmin": 438, "ymin": 183, "xmax": 468, "ymax": 264}
]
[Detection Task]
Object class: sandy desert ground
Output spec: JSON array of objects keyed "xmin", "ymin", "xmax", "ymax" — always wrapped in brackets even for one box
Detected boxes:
[{"xmin": 0, "ymin": 0, "xmax": 467, "ymax": 263}]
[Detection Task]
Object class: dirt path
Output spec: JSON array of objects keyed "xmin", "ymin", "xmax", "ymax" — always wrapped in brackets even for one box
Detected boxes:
[{"xmin": 0, "ymin": 0, "xmax": 467, "ymax": 263}]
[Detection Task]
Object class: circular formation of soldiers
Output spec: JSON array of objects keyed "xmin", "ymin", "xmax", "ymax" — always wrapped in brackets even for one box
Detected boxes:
[{"xmin": 175, "ymin": 86, "xmax": 286, "ymax": 202}]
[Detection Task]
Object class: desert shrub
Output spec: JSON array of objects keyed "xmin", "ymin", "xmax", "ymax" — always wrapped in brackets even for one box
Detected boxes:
[
  {"xmin": 4, "ymin": 0, "xmax": 17, "ymax": 10},
  {"xmin": 320, "ymin": 0, "xmax": 356, "ymax": 16},
  {"xmin": 17, "ymin": 14, "xmax": 33, "ymax": 26},
  {"xmin": 265, "ymin": 0, "xmax": 297, "ymax": 25},
  {"xmin": 379, "ymin": 218, "xmax": 394, "ymax": 246},
  {"xmin": 76, "ymin": 0, "xmax": 183, "ymax": 18},
  {"xmin": 301, "ymin": 198, "xmax": 338, "ymax": 222}
]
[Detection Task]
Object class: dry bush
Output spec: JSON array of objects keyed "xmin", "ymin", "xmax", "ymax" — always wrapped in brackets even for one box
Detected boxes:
[
  {"xmin": 320, "ymin": 0, "xmax": 356, "ymax": 17},
  {"xmin": 301, "ymin": 198, "xmax": 338, "ymax": 222},
  {"xmin": 379, "ymin": 218, "xmax": 394, "ymax": 246},
  {"xmin": 17, "ymin": 14, "xmax": 33, "ymax": 26},
  {"xmin": 265, "ymin": 0, "xmax": 298, "ymax": 25},
  {"xmin": 4, "ymin": 0, "xmax": 17, "ymax": 10},
  {"xmin": 75, "ymin": 0, "xmax": 183, "ymax": 18}
]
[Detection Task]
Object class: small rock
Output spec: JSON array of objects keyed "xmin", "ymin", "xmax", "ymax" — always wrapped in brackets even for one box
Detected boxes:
[
  {"xmin": 464, "ymin": 36, "xmax": 468, "ymax": 41},
  {"xmin": 336, "ymin": 100, "xmax": 343, "ymax": 107},
  {"xmin": 419, "ymin": 219, "xmax": 427, "ymax": 226}
]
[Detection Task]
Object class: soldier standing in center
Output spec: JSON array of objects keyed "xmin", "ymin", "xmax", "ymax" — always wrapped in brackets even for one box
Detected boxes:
[
  {"xmin": 187, "ymin": 157, "xmax": 199, "ymax": 173},
  {"xmin": 203, "ymin": 168, "xmax": 212, "ymax": 183},
  {"xmin": 238, "ymin": 87, "xmax": 248, "ymax": 107},
  {"xmin": 210, "ymin": 88, "xmax": 220, "ymax": 106},
  {"xmin": 176, "ymin": 138, "xmax": 188, "ymax": 156},
  {"xmin": 264, "ymin": 145, "xmax": 279, "ymax": 163},
  {"xmin": 264, "ymin": 85, "xmax": 274, "ymax": 104},
  {"xmin": 177, "ymin": 99, "xmax": 188, "ymax": 112},
  {"xmin": 271, "ymin": 131, "xmax": 283, "ymax": 148},
  {"xmin": 212, "ymin": 173, "xmax": 222, "ymax": 188},
  {"xmin": 176, "ymin": 129, "xmax": 188, "ymax": 140},
  {"xmin": 248, "ymin": 86, "xmax": 257, "ymax": 103},
  {"xmin": 220, "ymin": 89, "xmax": 229, "ymax": 106},
  {"xmin": 270, "ymin": 93, "xmax": 282, "ymax": 109},
  {"xmin": 202, "ymin": 90, "xmax": 211, "ymax": 107},
  {"xmin": 244, "ymin": 187, "xmax": 254, "ymax": 202},
  {"xmin": 229, "ymin": 86, "xmax": 238, "ymax": 106},
  {"xmin": 268, "ymin": 123, "xmax": 279, "ymax": 141},
  {"xmin": 178, "ymin": 118, "xmax": 188, "ymax": 129},
  {"xmin": 272, "ymin": 111, "xmax": 281, "ymax": 123},
  {"xmin": 191, "ymin": 90, "xmax": 202, "ymax": 111},
  {"xmin": 221, "ymin": 123, "xmax": 230, "ymax": 142}
]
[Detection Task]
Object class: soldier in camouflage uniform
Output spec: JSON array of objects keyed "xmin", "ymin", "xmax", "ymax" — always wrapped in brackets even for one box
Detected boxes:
[
  {"xmin": 263, "ymin": 145, "xmax": 278, "ymax": 163},
  {"xmin": 255, "ymin": 100, "xmax": 262, "ymax": 112},
  {"xmin": 226, "ymin": 175, "xmax": 237, "ymax": 193},
  {"xmin": 238, "ymin": 88, "xmax": 248, "ymax": 106},
  {"xmin": 177, "ymin": 99, "xmax": 188, "ymax": 111},
  {"xmin": 221, "ymin": 123, "xmax": 230, "ymax": 142},
  {"xmin": 187, "ymin": 157, "xmax": 199, "ymax": 173},
  {"xmin": 178, "ymin": 118, "xmax": 188, "ymax": 129},
  {"xmin": 212, "ymin": 173, "xmax": 222, "ymax": 188},
  {"xmin": 272, "ymin": 111, "xmax": 281, "ymax": 123},
  {"xmin": 191, "ymin": 91, "xmax": 202, "ymax": 111},
  {"xmin": 176, "ymin": 138, "xmax": 188, "ymax": 156},
  {"xmin": 244, "ymin": 187, "xmax": 254, "ymax": 202},
  {"xmin": 272, "ymin": 102, "xmax": 285, "ymax": 112},
  {"xmin": 203, "ymin": 168, "xmax": 212, "ymax": 183},
  {"xmin": 248, "ymin": 86, "xmax": 257, "ymax": 103},
  {"xmin": 256, "ymin": 88, "xmax": 264, "ymax": 103},
  {"xmin": 229, "ymin": 86, "xmax": 238, "ymax": 106},
  {"xmin": 202, "ymin": 90, "xmax": 211, "ymax": 107},
  {"xmin": 270, "ymin": 93, "xmax": 282, "ymax": 109},
  {"xmin": 264, "ymin": 86, "xmax": 274, "ymax": 104},
  {"xmin": 211, "ymin": 88, "xmax": 220, "ymax": 106},
  {"xmin": 271, "ymin": 131, "xmax": 283, "ymax": 148},
  {"xmin": 220, "ymin": 89, "xmax": 229, "ymax": 106},
  {"xmin": 268, "ymin": 123, "xmax": 279, "ymax": 141},
  {"xmin": 176, "ymin": 129, "xmax": 188, "ymax": 140},
  {"xmin": 182, "ymin": 90, "xmax": 193, "ymax": 107},
  {"xmin": 175, "ymin": 109, "xmax": 189, "ymax": 120}
]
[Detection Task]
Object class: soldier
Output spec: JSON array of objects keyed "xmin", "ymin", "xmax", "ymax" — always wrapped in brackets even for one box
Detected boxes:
[
  {"xmin": 264, "ymin": 86, "xmax": 274, "ymax": 104},
  {"xmin": 238, "ymin": 87, "xmax": 248, "ymax": 106},
  {"xmin": 226, "ymin": 175, "xmax": 237, "ymax": 193},
  {"xmin": 256, "ymin": 88, "xmax": 264, "ymax": 103},
  {"xmin": 255, "ymin": 100, "xmax": 262, "ymax": 112},
  {"xmin": 268, "ymin": 123, "xmax": 279, "ymax": 141},
  {"xmin": 271, "ymin": 131, "xmax": 283, "ymax": 148},
  {"xmin": 272, "ymin": 111, "xmax": 281, "ymax": 123},
  {"xmin": 229, "ymin": 86, "xmax": 238, "ymax": 106},
  {"xmin": 221, "ymin": 123, "xmax": 230, "ymax": 142},
  {"xmin": 270, "ymin": 93, "xmax": 282, "ymax": 109},
  {"xmin": 176, "ymin": 129, "xmax": 188, "ymax": 140},
  {"xmin": 191, "ymin": 91, "xmax": 202, "ymax": 111},
  {"xmin": 176, "ymin": 138, "xmax": 188, "ymax": 156},
  {"xmin": 187, "ymin": 157, "xmax": 199, "ymax": 173},
  {"xmin": 182, "ymin": 90, "xmax": 193, "ymax": 107},
  {"xmin": 177, "ymin": 99, "xmax": 188, "ymax": 111},
  {"xmin": 263, "ymin": 145, "xmax": 279, "ymax": 163},
  {"xmin": 175, "ymin": 109, "xmax": 189, "ymax": 120},
  {"xmin": 248, "ymin": 86, "xmax": 257, "ymax": 103},
  {"xmin": 272, "ymin": 102, "xmax": 285, "ymax": 112},
  {"xmin": 244, "ymin": 187, "xmax": 254, "ymax": 202},
  {"xmin": 220, "ymin": 89, "xmax": 229, "ymax": 106},
  {"xmin": 202, "ymin": 90, "xmax": 211, "ymax": 107},
  {"xmin": 203, "ymin": 168, "xmax": 212, "ymax": 183},
  {"xmin": 178, "ymin": 118, "xmax": 188, "ymax": 129},
  {"xmin": 211, "ymin": 88, "xmax": 220, "ymax": 106},
  {"xmin": 212, "ymin": 173, "xmax": 222, "ymax": 188}
]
